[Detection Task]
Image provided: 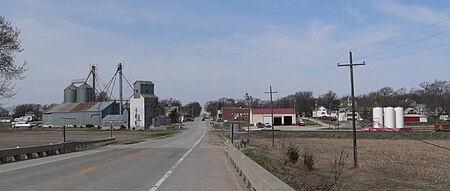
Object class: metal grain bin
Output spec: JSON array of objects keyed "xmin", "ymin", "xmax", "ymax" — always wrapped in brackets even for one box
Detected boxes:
[
  {"xmin": 77, "ymin": 83, "xmax": 94, "ymax": 103},
  {"xmin": 63, "ymin": 84, "xmax": 77, "ymax": 103}
]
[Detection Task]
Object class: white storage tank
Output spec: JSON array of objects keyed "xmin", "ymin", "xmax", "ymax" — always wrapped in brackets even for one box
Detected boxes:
[
  {"xmin": 373, "ymin": 107, "xmax": 384, "ymax": 128},
  {"xmin": 394, "ymin": 107, "xmax": 404, "ymax": 128},
  {"xmin": 384, "ymin": 107, "xmax": 396, "ymax": 128}
]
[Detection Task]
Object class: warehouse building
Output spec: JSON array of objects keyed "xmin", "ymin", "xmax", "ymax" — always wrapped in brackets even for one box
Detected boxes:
[
  {"xmin": 43, "ymin": 101, "xmax": 120, "ymax": 127},
  {"xmin": 250, "ymin": 108, "xmax": 296, "ymax": 126}
]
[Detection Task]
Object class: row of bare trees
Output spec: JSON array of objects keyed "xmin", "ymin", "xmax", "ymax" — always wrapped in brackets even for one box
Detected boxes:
[{"xmin": 205, "ymin": 80, "xmax": 449, "ymax": 117}]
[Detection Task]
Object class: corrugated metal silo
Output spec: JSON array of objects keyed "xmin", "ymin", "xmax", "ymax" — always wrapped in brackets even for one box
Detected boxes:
[
  {"xmin": 63, "ymin": 84, "xmax": 77, "ymax": 103},
  {"xmin": 373, "ymin": 107, "xmax": 383, "ymax": 128},
  {"xmin": 77, "ymin": 83, "xmax": 94, "ymax": 103},
  {"xmin": 384, "ymin": 107, "xmax": 396, "ymax": 128},
  {"xmin": 394, "ymin": 107, "xmax": 404, "ymax": 128}
]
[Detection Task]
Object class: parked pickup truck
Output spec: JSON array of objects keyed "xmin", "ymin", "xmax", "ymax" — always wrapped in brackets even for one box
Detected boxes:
[{"xmin": 434, "ymin": 124, "xmax": 450, "ymax": 131}]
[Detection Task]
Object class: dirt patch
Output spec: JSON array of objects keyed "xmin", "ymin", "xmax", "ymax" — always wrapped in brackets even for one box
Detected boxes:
[{"xmin": 234, "ymin": 132, "xmax": 450, "ymax": 191}]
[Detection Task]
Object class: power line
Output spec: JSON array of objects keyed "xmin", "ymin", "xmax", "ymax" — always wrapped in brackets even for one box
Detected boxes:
[
  {"xmin": 357, "ymin": 27, "xmax": 450, "ymax": 60},
  {"xmin": 367, "ymin": 41, "xmax": 450, "ymax": 62},
  {"xmin": 394, "ymin": 131, "xmax": 450, "ymax": 151},
  {"xmin": 352, "ymin": 17, "xmax": 450, "ymax": 50},
  {"xmin": 276, "ymin": 52, "xmax": 347, "ymax": 94},
  {"xmin": 373, "ymin": 121, "xmax": 450, "ymax": 151}
]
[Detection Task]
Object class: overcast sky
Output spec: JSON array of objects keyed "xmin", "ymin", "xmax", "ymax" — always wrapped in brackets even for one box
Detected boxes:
[{"xmin": 1, "ymin": 0, "xmax": 450, "ymax": 106}]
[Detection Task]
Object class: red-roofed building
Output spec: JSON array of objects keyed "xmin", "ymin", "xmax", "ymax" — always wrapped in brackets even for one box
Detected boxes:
[
  {"xmin": 250, "ymin": 108, "xmax": 296, "ymax": 126},
  {"xmin": 221, "ymin": 107, "xmax": 250, "ymax": 121}
]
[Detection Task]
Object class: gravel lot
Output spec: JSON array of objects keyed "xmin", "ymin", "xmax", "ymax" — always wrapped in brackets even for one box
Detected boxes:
[{"xmin": 229, "ymin": 131, "xmax": 450, "ymax": 191}]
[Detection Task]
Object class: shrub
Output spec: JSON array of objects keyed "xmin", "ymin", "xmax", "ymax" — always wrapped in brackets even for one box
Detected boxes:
[
  {"xmin": 287, "ymin": 145, "xmax": 300, "ymax": 164},
  {"xmin": 303, "ymin": 150, "xmax": 315, "ymax": 172}
]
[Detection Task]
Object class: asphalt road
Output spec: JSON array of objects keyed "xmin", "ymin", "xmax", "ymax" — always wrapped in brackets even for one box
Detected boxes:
[{"xmin": 0, "ymin": 120, "xmax": 246, "ymax": 191}]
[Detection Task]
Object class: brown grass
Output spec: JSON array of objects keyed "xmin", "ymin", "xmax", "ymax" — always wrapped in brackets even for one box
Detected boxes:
[{"xmin": 234, "ymin": 132, "xmax": 450, "ymax": 191}]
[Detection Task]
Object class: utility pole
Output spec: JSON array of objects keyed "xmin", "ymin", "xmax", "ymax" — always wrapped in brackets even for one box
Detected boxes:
[
  {"xmin": 265, "ymin": 86, "xmax": 277, "ymax": 147},
  {"xmin": 118, "ymin": 63, "xmax": 123, "ymax": 115},
  {"xmin": 91, "ymin": 65, "xmax": 96, "ymax": 102},
  {"xmin": 338, "ymin": 50, "xmax": 365, "ymax": 168}
]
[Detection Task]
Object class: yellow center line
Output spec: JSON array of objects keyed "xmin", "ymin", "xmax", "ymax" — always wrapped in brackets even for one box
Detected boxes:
[
  {"xmin": 76, "ymin": 165, "xmax": 98, "ymax": 176},
  {"xmin": 76, "ymin": 148, "xmax": 152, "ymax": 176},
  {"xmin": 121, "ymin": 149, "xmax": 151, "ymax": 160}
]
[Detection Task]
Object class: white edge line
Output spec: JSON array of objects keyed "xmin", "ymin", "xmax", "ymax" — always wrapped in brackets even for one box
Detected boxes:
[
  {"xmin": 0, "ymin": 148, "xmax": 110, "ymax": 173},
  {"xmin": 149, "ymin": 128, "xmax": 206, "ymax": 191}
]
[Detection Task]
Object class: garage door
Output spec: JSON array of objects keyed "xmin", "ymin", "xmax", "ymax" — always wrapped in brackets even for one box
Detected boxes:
[
  {"xmin": 263, "ymin": 116, "xmax": 272, "ymax": 124},
  {"xmin": 274, "ymin": 117, "xmax": 282, "ymax": 125},
  {"xmin": 284, "ymin": 116, "xmax": 292, "ymax": 125}
]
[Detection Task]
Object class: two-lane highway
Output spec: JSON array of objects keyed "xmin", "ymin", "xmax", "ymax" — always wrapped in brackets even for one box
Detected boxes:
[{"xmin": 0, "ymin": 120, "xmax": 245, "ymax": 191}]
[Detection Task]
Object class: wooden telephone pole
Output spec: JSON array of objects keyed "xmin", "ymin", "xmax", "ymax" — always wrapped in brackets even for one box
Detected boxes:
[
  {"xmin": 338, "ymin": 51, "xmax": 365, "ymax": 168},
  {"xmin": 265, "ymin": 86, "xmax": 277, "ymax": 147}
]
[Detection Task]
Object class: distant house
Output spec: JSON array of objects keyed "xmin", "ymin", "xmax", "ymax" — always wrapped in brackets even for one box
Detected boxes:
[
  {"xmin": 404, "ymin": 108, "xmax": 428, "ymax": 123},
  {"xmin": 221, "ymin": 107, "xmax": 250, "ymax": 121},
  {"xmin": 312, "ymin": 106, "xmax": 329, "ymax": 118},
  {"xmin": 338, "ymin": 111, "xmax": 363, "ymax": 122},
  {"xmin": 250, "ymin": 108, "xmax": 296, "ymax": 126}
]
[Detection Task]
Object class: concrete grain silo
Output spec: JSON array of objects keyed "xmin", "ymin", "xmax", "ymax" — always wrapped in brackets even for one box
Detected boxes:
[
  {"xmin": 373, "ymin": 107, "xmax": 384, "ymax": 128},
  {"xmin": 384, "ymin": 107, "xmax": 396, "ymax": 128},
  {"xmin": 63, "ymin": 84, "xmax": 77, "ymax": 103},
  {"xmin": 394, "ymin": 107, "xmax": 404, "ymax": 128}
]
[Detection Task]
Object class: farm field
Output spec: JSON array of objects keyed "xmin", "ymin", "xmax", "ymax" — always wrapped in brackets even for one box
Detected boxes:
[
  {"xmin": 0, "ymin": 127, "xmax": 181, "ymax": 149},
  {"xmin": 227, "ymin": 131, "xmax": 450, "ymax": 191}
]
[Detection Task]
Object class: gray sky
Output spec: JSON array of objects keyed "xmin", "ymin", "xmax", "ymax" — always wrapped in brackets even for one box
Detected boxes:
[{"xmin": 1, "ymin": 0, "xmax": 450, "ymax": 106}]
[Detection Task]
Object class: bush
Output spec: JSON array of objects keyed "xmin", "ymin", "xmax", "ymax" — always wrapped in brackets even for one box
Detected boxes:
[
  {"xmin": 287, "ymin": 145, "xmax": 300, "ymax": 164},
  {"xmin": 303, "ymin": 150, "xmax": 315, "ymax": 172}
]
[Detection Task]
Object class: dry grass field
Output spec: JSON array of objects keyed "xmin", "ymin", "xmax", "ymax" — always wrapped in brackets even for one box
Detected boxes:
[
  {"xmin": 223, "ymin": 131, "xmax": 450, "ymax": 191},
  {"xmin": 0, "ymin": 127, "xmax": 181, "ymax": 149}
]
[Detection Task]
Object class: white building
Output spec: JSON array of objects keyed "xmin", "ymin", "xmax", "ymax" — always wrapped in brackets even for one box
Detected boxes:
[
  {"xmin": 312, "ymin": 106, "xmax": 329, "ymax": 118},
  {"xmin": 130, "ymin": 81, "xmax": 158, "ymax": 130}
]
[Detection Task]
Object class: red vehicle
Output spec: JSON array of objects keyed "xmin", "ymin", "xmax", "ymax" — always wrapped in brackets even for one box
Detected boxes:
[{"xmin": 434, "ymin": 124, "xmax": 450, "ymax": 131}]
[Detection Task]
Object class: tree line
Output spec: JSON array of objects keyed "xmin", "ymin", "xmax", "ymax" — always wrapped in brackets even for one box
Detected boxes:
[{"xmin": 205, "ymin": 80, "xmax": 449, "ymax": 117}]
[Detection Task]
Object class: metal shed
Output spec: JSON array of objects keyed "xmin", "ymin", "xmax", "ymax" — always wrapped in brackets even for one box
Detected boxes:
[
  {"xmin": 101, "ymin": 115, "xmax": 127, "ymax": 130},
  {"xmin": 43, "ymin": 101, "xmax": 119, "ymax": 127}
]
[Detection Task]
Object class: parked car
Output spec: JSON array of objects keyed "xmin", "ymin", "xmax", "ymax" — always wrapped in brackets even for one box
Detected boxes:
[
  {"xmin": 264, "ymin": 123, "xmax": 271, "ymax": 127},
  {"xmin": 298, "ymin": 119, "xmax": 305, "ymax": 126},
  {"xmin": 256, "ymin": 122, "xmax": 265, "ymax": 128}
]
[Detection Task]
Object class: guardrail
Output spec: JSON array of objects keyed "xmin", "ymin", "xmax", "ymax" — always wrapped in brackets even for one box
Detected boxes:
[
  {"xmin": 226, "ymin": 141, "xmax": 295, "ymax": 191},
  {"xmin": 0, "ymin": 137, "xmax": 116, "ymax": 165}
]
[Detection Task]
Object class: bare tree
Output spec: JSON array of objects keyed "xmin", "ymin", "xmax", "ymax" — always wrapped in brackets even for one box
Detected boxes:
[
  {"xmin": 0, "ymin": 16, "xmax": 27, "ymax": 100},
  {"xmin": 419, "ymin": 80, "xmax": 449, "ymax": 115}
]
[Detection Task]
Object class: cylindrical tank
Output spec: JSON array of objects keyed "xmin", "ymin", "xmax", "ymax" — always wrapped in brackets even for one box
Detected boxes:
[
  {"xmin": 63, "ymin": 84, "xmax": 77, "ymax": 103},
  {"xmin": 394, "ymin": 107, "xmax": 404, "ymax": 128},
  {"xmin": 77, "ymin": 83, "xmax": 94, "ymax": 103},
  {"xmin": 373, "ymin": 107, "xmax": 383, "ymax": 128},
  {"xmin": 384, "ymin": 107, "xmax": 395, "ymax": 128}
]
